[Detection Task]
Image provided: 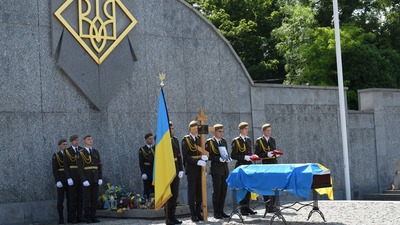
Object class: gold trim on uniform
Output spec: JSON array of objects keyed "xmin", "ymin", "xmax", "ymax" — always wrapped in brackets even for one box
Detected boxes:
[
  {"xmin": 235, "ymin": 139, "xmax": 247, "ymax": 153},
  {"xmin": 56, "ymin": 153, "xmax": 64, "ymax": 167},
  {"xmin": 79, "ymin": 151, "xmax": 92, "ymax": 164},
  {"xmin": 208, "ymin": 139, "xmax": 219, "ymax": 155},
  {"xmin": 66, "ymin": 150, "xmax": 77, "ymax": 162},
  {"xmin": 185, "ymin": 136, "xmax": 198, "ymax": 152},
  {"xmin": 140, "ymin": 147, "xmax": 154, "ymax": 159},
  {"xmin": 84, "ymin": 166, "xmax": 98, "ymax": 170}
]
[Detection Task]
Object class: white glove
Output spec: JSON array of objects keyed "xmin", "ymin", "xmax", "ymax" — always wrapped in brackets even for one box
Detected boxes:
[
  {"xmin": 83, "ymin": 180, "xmax": 90, "ymax": 187},
  {"xmin": 201, "ymin": 155, "xmax": 208, "ymax": 161},
  {"xmin": 219, "ymin": 157, "xmax": 225, "ymax": 162},
  {"xmin": 67, "ymin": 178, "xmax": 74, "ymax": 186},
  {"xmin": 244, "ymin": 155, "xmax": 251, "ymax": 161},
  {"xmin": 56, "ymin": 181, "xmax": 63, "ymax": 188},
  {"xmin": 178, "ymin": 171, "xmax": 184, "ymax": 179},
  {"xmin": 98, "ymin": 179, "xmax": 103, "ymax": 185},
  {"xmin": 197, "ymin": 160, "xmax": 206, "ymax": 167},
  {"xmin": 142, "ymin": 174, "xmax": 148, "ymax": 180},
  {"xmin": 267, "ymin": 152, "xmax": 274, "ymax": 157}
]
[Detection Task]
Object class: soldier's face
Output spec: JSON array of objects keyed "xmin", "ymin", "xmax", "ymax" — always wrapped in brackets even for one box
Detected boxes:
[
  {"xmin": 190, "ymin": 126, "xmax": 198, "ymax": 135},
  {"xmin": 240, "ymin": 127, "xmax": 248, "ymax": 136},
  {"xmin": 214, "ymin": 129, "xmax": 223, "ymax": 139},
  {"xmin": 169, "ymin": 125, "xmax": 174, "ymax": 136},
  {"xmin": 145, "ymin": 136, "xmax": 154, "ymax": 145},
  {"xmin": 84, "ymin": 137, "xmax": 93, "ymax": 147},
  {"xmin": 263, "ymin": 128, "xmax": 272, "ymax": 137},
  {"xmin": 71, "ymin": 139, "xmax": 79, "ymax": 147},
  {"xmin": 59, "ymin": 142, "xmax": 67, "ymax": 150}
]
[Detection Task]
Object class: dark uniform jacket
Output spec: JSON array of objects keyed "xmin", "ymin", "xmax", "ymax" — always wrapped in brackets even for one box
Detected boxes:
[
  {"xmin": 52, "ymin": 151, "xmax": 67, "ymax": 183},
  {"xmin": 171, "ymin": 136, "xmax": 183, "ymax": 173},
  {"xmin": 254, "ymin": 136, "xmax": 277, "ymax": 164},
  {"xmin": 205, "ymin": 137, "xmax": 229, "ymax": 176},
  {"xmin": 77, "ymin": 148, "xmax": 102, "ymax": 183},
  {"xmin": 64, "ymin": 146, "xmax": 84, "ymax": 180},
  {"xmin": 139, "ymin": 145, "xmax": 155, "ymax": 176},
  {"xmin": 182, "ymin": 134, "xmax": 201, "ymax": 175},
  {"xmin": 231, "ymin": 136, "xmax": 253, "ymax": 168}
]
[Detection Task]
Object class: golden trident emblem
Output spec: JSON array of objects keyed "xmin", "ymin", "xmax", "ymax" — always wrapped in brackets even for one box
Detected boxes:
[
  {"xmin": 159, "ymin": 73, "xmax": 166, "ymax": 88},
  {"xmin": 54, "ymin": 0, "xmax": 137, "ymax": 64}
]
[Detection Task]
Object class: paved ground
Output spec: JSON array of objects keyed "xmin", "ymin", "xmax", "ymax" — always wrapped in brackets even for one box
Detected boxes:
[{"xmin": 39, "ymin": 201, "xmax": 400, "ymax": 225}]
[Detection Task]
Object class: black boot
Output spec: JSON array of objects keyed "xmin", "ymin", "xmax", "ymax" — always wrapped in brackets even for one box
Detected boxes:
[
  {"xmin": 171, "ymin": 207, "xmax": 182, "ymax": 224},
  {"xmin": 195, "ymin": 204, "xmax": 203, "ymax": 221},
  {"xmin": 91, "ymin": 209, "xmax": 100, "ymax": 223},
  {"xmin": 83, "ymin": 208, "xmax": 91, "ymax": 223},
  {"xmin": 190, "ymin": 205, "xmax": 199, "ymax": 222},
  {"xmin": 219, "ymin": 205, "xmax": 230, "ymax": 218},
  {"xmin": 164, "ymin": 206, "xmax": 175, "ymax": 225},
  {"xmin": 213, "ymin": 203, "xmax": 222, "ymax": 219}
]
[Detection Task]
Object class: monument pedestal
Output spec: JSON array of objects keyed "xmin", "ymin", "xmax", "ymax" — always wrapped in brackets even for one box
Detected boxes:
[{"xmin": 96, "ymin": 205, "xmax": 190, "ymax": 219}]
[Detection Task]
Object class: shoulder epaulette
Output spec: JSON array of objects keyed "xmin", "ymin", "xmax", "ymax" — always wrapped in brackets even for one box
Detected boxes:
[{"xmin": 256, "ymin": 137, "xmax": 263, "ymax": 140}]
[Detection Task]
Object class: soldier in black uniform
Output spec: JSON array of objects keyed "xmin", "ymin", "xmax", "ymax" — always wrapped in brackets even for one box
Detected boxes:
[
  {"xmin": 77, "ymin": 135, "xmax": 103, "ymax": 223},
  {"xmin": 166, "ymin": 121, "xmax": 184, "ymax": 225},
  {"xmin": 64, "ymin": 135, "xmax": 84, "ymax": 223},
  {"xmin": 231, "ymin": 122, "xmax": 257, "ymax": 216},
  {"xmin": 254, "ymin": 123, "xmax": 278, "ymax": 212},
  {"xmin": 139, "ymin": 133, "xmax": 155, "ymax": 199},
  {"xmin": 205, "ymin": 124, "xmax": 230, "ymax": 219},
  {"xmin": 182, "ymin": 120, "xmax": 208, "ymax": 222},
  {"xmin": 52, "ymin": 139, "xmax": 70, "ymax": 224}
]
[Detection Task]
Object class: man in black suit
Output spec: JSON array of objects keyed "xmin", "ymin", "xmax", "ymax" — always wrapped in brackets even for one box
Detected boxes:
[
  {"xmin": 166, "ymin": 121, "xmax": 184, "ymax": 225},
  {"xmin": 77, "ymin": 135, "xmax": 103, "ymax": 223},
  {"xmin": 182, "ymin": 120, "xmax": 208, "ymax": 222},
  {"xmin": 52, "ymin": 139, "xmax": 70, "ymax": 224},
  {"xmin": 205, "ymin": 124, "xmax": 230, "ymax": 219},
  {"xmin": 139, "ymin": 133, "xmax": 155, "ymax": 199},
  {"xmin": 231, "ymin": 122, "xmax": 257, "ymax": 216},
  {"xmin": 64, "ymin": 135, "xmax": 84, "ymax": 223},
  {"xmin": 254, "ymin": 123, "xmax": 278, "ymax": 212}
]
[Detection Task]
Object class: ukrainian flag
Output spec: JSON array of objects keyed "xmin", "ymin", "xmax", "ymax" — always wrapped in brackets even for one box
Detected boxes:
[{"xmin": 153, "ymin": 89, "xmax": 176, "ymax": 210}]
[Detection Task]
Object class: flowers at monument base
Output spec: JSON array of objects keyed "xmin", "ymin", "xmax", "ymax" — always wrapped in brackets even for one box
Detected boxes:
[{"xmin": 100, "ymin": 183, "xmax": 156, "ymax": 211}]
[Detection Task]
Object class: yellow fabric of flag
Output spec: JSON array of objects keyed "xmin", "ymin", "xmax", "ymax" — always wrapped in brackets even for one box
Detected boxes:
[
  {"xmin": 153, "ymin": 89, "xmax": 176, "ymax": 210},
  {"xmin": 315, "ymin": 164, "xmax": 334, "ymax": 200}
]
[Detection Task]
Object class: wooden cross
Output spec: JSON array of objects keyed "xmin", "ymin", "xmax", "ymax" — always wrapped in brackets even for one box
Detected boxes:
[{"xmin": 195, "ymin": 109, "xmax": 212, "ymax": 221}]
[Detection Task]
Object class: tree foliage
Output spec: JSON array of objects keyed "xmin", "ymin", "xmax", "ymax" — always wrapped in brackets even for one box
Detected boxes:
[{"xmin": 187, "ymin": 0, "xmax": 400, "ymax": 109}]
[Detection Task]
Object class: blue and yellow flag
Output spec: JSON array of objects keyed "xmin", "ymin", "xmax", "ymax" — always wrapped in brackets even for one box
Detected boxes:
[{"xmin": 153, "ymin": 89, "xmax": 176, "ymax": 210}]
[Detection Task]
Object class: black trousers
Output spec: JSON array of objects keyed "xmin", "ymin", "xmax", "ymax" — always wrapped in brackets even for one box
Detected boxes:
[
  {"xmin": 211, "ymin": 174, "xmax": 228, "ymax": 213},
  {"xmin": 57, "ymin": 183, "xmax": 70, "ymax": 222},
  {"xmin": 168, "ymin": 175, "xmax": 180, "ymax": 207},
  {"xmin": 68, "ymin": 179, "xmax": 83, "ymax": 221},
  {"xmin": 187, "ymin": 170, "xmax": 202, "ymax": 206},
  {"xmin": 239, "ymin": 191, "xmax": 251, "ymax": 206},
  {"xmin": 83, "ymin": 182, "xmax": 99, "ymax": 220},
  {"xmin": 143, "ymin": 174, "xmax": 154, "ymax": 198}
]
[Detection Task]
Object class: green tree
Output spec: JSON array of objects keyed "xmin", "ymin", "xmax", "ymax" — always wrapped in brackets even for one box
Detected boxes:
[{"xmin": 187, "ymin": 0, "xmax": 285, "ymax": 82}]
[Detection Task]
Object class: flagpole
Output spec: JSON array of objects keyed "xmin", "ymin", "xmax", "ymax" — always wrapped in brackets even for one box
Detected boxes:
[{"xmin": 333, "ymin": 0, "xmax": 351, "ymax": 200}]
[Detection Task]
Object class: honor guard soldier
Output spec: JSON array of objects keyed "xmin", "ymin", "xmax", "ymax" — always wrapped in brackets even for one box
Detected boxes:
[
  {"xmin": 231, "ymin": 122, "xmax": 257, "ymax": 216},
  {"xmin": 254, "ymin": 123, "xmax": 278, "ymax": 212},
  {"xmin": 64, "ymin": 135, "xmax": 84, "ymax": 223},
  {"xmin": 52, "ymin": 139, "xmax": 70, "ymax": 224},
  {"xmin": 182, "ymin": 120, "xmax": 208, "ymax": 222},
  {"xmin": 77, "ymin": 135, "xmax": 103, "ymax": 223},
  {"xmin": 205, "ymin": 124, "xmax": 230, "ymax": 219},
  {"xmin": 166, "ymin": 122, "xmax": 184, "ymax": 225},
  {"xmin": 139, "ymin": 133, "xmax": 155, "ymax": 199}
]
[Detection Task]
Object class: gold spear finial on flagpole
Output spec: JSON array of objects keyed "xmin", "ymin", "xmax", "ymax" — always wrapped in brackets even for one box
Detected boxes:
[{"xmin": 159, "ymin": 72, "xmax": 166, "ymax": 87}]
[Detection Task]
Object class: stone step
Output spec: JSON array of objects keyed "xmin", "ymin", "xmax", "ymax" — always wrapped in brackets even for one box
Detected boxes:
[
  {"xmin": 364, "ymin": 193, "xmax": 400, "ymax": 201},
  {"xmin": 382, "ymin": 190, "xmax": 400, "ymax": 194},
  {"xmin": 96, "ymin": 205, "xmax": 190, "ymax": 219}
]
